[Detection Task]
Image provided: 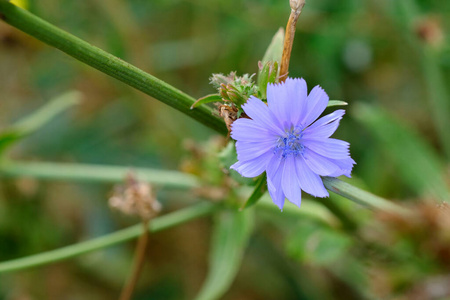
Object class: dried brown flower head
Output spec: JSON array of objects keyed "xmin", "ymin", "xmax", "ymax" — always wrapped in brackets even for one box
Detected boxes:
[{"xmin": 109, "ymin": 172, "xmax": 161, "ymax": 221}]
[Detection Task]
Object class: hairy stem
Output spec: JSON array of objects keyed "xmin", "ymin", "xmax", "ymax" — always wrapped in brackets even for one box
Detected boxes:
[
  {"xmin": 0, "ymin": 2, "xmax": 227, "ymax": 135},
  {"xmin": 323, "ymin": 177, "xmax": 410, "ymax": 215}
]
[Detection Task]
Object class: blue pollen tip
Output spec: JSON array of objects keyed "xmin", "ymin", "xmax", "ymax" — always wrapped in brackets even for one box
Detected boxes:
[{"xmin": 274, "ymin": 127, "xmax": 304, "ymax": 158}]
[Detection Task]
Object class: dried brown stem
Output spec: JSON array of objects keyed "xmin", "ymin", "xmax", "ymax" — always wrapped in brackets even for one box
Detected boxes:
[
  {"xmin": 279, "ymin": 0, "xmax": 305, "ymax": 82},
  {"xmin": 119, "ymin": 220, "xmax": 150, "ymax": 300}
]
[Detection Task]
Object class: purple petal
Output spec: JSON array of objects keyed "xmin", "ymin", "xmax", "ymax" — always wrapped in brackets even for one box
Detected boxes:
[
  {"xmin": 235, "ymin": 140, "xmax": 275, "ymax": 161},
  {"xmin": 286, "ymin": 78, "xmax": 308, "ymax": 125},
  {"xmin": 295, "ymin": 156, "xmax": 329, "ymax": 197},
  {"xmin": 302, "ymin": 138, "xmax": 350, "ymax": 160},
  {"xmin": 300, "ymin": 85, "xmax": 329, "ymax": 127},
  {"xmin": 267, "ymin": 78, "xmax": 308, "ymax": 128},
  {"xmin": 281, "ymin": 156, "xmax": 302, "ymax": 207},
  {"xmin": 302, "ymin": 148, "xmax": 340, "ymax": 176},
  {"xmin": 266, "ymin": 154, "xmax": 285, "ymax": 210},
  {"xmin": 241, "ymin": 96, "xmax": 285, "ymax": 135},
  {"xmin": 267, "ymin": 83, "xmax": 288, "ymax": 128},
  {"xmin": 327, "ymin": 157, "xmax": 356, "ymax": 177},
  {"xmin": 231, "ymin": 118, "xmax": 278, "ymax": 142},
  {"xmin": 230, "ymin": 150, "xmax": 274, "ymax": 178},
  {"xmin": 303, "ymin": 110, "xmax": 345, "ymax": 139}
]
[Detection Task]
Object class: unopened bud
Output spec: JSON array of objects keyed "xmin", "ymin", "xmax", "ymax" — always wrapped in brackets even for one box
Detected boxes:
[{"xmin": 290, "ymin": 0, "xmax": 305, "ymax": 12}]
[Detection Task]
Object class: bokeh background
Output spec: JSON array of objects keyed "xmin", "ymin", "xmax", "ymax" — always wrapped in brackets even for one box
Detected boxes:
[{"xmin": 0, "ymin": 0, "xmax": 449, "ymax": 299}]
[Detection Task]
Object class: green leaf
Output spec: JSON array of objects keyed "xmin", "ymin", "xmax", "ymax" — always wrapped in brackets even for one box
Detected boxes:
[
  {"xmin": 354, "ymin": 103, "xmax": 450, "ymax": 201},
  {"xmin": 218, "ymin": 141, "xmax": 253, "ymax": 185},
  {"xmin": 194, "ymin": 209, "xmax": 253, "ymax": 300},
  {"xmin": 286, "ymin": 221, "xmax": 352, "ymax": 266},
  {"xmin": 261, "ymin": 28, "xmax": 285, "ymax": 66},
  {"xmin": 240, "ymin": 173, "xmax": 267, "ymax": 210},
  {"xmin": 191, "ymin": 94, "xmax": 222, "ymax": 109},
  {"xmin": 0, "ymin": 90, "xmax": 81, "ymax": 154},
  {"xmin": 257, "ymin": 28, "xmax": 284, "ymax": 87},
  {"xmin": 327, "ymin": 100, "xmax": 348, "ymax": 107}
]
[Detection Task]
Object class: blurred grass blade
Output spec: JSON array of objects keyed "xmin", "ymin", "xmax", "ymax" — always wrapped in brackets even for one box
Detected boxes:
[
  {"xmin": 240, "ymin": 173, "xmax": 267, "ymax": 210},
  {"xmin": 0, "ymin": 91, "xmax": 81, "ymax": 153},
  {"xmin": 191, "ymin": 94, "xmax": 222, "ymax": 109},
  {"xmin": 354, "ymin": 104, "xmax": 450, "ymax": 201},
  {"xmin": 0, "ymin": 202, "xmax": 217, "ymax": 274},
  {"xmin": 0, "ymin": 2, "xmax": 227, "ymax": 135},
  {"xmin": 0, "ymin": 160, "xmax": 200, "ymax": 189},
  {"xmin": 327, "ymin": 100, "xmax": 348, "ymax": 107},
  {"xmin": 194, "ymin": 209, "xmax": 253, "ymax": 300}
]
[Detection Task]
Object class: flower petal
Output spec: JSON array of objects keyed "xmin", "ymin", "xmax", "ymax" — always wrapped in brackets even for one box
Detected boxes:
[
  {"xmin": 302, "ymin": 148, "xmax": 340, "ymax": 176},
  {"xmin": 286, "ymin": 78, "xmax": 308, "ymax": 125},
  {"xmin": 231, "ymin": 118, "xmax": 278, "ymax": 142},
  {"xmin": 300, "ymin": 85, "xmax": 329, "ymax": 127},
  {"xmin": 242, "ymin": 96, "xmax": 284, "ymax": 135},
  {"xmin": 281, "ymin": 156, "xmax": 302, "ymax": 207},
  {"xmin": 302, "ymin": 138, "xmax": 350, "ymax": 159},
  {"xmin": 267, "ymin": 78, "xmax": 308, "ymax": 128},
  {"xmin": 266, "ymin": 154, "xmax": 285, "ymax": 210},
  {"xmin": 230, "ymin": 150, "xmax": 274, "ymax": 178},
  {"xmin": 235, "ymin": 140, "xmax": 275, "ymax": 161},
  {"xmin": 326, "ymin": 157, "xmax": 356, "ymax": 177},
  {"xmin": 295, "ymin": 156, "xmax": 329, "ymax": 197},
  {"xmin": 303, "ymin": 109, "xmax": 345, "ymax": 139}
]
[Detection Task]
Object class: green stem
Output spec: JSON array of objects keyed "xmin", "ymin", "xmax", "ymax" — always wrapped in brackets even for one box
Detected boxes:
[
  {"xmin": 0, "ymin": 202, "xmax": 218, "ymax": 274},
  {"xmin": 323, "ymin": 177, "xmax": 410, "ymax": 215},
  {"xmin": 0, "ymin": 160, "xmax": 200, "ymax": 189},
  {"xmin": 0, "ymin": 2, "xmax": 227, "ymax": 136}
]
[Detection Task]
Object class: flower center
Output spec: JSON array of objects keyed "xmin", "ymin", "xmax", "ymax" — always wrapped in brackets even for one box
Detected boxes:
[{"xmin": 275, "ymin": 126, "xmax": 304, "ymax": 158}]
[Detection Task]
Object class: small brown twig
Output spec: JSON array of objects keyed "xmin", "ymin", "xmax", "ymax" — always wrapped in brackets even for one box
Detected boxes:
[
  {"xmin": 110, "ymin": 173, "xmax": 161, "ymax": 300},
  {"xmin": 279, "ymin": 0, "xmax": 306, "ymax": 82},
  {"xmin": 119, "ymin": 220, "xmax": 150, "ymax": 300}
]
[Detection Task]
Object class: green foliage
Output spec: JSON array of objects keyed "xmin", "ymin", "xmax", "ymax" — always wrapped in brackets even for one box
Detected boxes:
[
  {"xmin": 240, "ymin": 173, "xmax": 267, "ymax": 210},
  {"xmin": 194, "ymin": 209, "xmax": 253, "ymax": 300},
  {"xmin": 286, "ymin": 221, "xmax": 352, "ymax": 265},
  {"xmin": 0, "ymin": 91, "xmax": 81, "ymax": 154},
  {"xmin": 354, "ymin": 104, "xmax": 450, "ymax": 201},
  {"xmin": 327, "ymin": 100, "xmax": 348, "ymax": 107},
  {"xmin": 191, "ymin": 94, "xmax": 222, "ymax": 109}
]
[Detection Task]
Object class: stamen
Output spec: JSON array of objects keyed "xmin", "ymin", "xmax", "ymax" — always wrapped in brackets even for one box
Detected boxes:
[{"xmin": 274, "ymin": 126, "xmax": 304, "ymax": 158}]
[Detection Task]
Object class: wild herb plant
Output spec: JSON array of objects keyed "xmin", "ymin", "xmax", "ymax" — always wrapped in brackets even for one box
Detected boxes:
[{"xmin": 0, "ymin": 0, "xmax": 449, "ymax": 299}]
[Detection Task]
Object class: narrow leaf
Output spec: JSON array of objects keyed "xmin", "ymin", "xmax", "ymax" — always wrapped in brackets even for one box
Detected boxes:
[
  {"xmin": 354, "ymin": 103, "xmax": 450, "ymax": 201},
  {"xmin": 191, "ymin": 94, "xmax": 222, "ymax": 109},
  {"xmin": 327, "ymin": 100, "xmax": 348, "ymax": 107},
  {"xmin": 0, "ymin": 91, "xmax": 81, "ymax": 153},
  {"xmin": 240, "ymin": 173, "xmax": 267, "ymax": 210},
  {"xmin": 194, "ymin": 209, "xmax": 253, "ymax": 300},
  {"xmin": 257, "ymin": 28, "xmax": 284, "ymax": 86},
  {"xmin": 261, "ymin": 28, "xmax": 285, "ymax": 65}
]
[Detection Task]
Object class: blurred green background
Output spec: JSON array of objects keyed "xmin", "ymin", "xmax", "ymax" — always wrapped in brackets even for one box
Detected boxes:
[{"xmin": 0, "ymin": 0, "xmax": 449, "ymax": 299}]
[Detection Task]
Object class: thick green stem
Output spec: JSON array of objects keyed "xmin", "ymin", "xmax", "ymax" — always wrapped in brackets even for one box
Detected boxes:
[
  {"xmin": 0, "ymin": 202, "xmax": 217, "ymax": 274},
  {"xmin": 323, "ymin": 177, "xmax": 410, "ymax": 215},
  {"xmin": 0, "ymin": 2, "xmax": 227, "ymax": 135},
  {"xmin": 0, "ymin": 160, "xmax": 200, "ymax": 189}
]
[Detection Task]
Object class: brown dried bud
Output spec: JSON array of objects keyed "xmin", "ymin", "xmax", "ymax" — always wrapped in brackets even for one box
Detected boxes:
[
  {"xmin": 290, "ymin": 0, "xmax": 305, "ymax": 13},
  {"xmin": 109, "ymin": 173, "xmax": 161, "ymax": 221}
]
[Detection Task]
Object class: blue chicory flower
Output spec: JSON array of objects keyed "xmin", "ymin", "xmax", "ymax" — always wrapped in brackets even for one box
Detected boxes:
[{"xmin": 230, "ymin": 78, "xmax": 355, "ymax": 210}]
